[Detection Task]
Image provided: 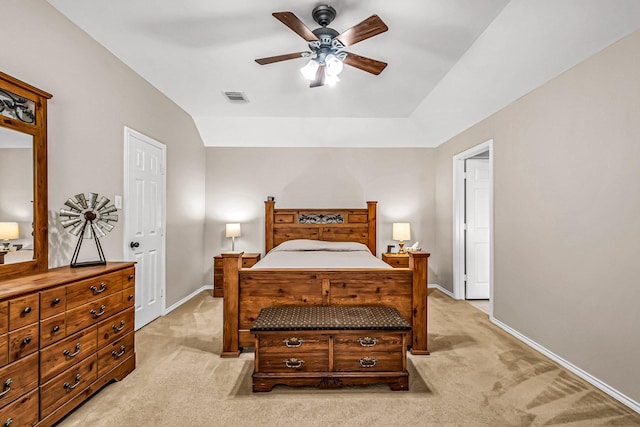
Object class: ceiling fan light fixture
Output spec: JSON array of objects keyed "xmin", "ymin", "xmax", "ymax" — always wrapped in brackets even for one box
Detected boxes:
[
  {"xmin": 325, "ymin": 54, "xmax": 343, "ymax": 76},
  {"xmin": 325, "ymin": 73, "xmax": 340, "ymax": 86},
  {"xmin": 300, "ymin": 59, "xmax": 319, "ymax": 80}
]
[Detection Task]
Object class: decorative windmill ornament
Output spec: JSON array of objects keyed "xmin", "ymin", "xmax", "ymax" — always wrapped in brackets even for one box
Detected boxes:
[{"xmin": 59, "ymin": 192, "xmax": 118, "ymax": 267}]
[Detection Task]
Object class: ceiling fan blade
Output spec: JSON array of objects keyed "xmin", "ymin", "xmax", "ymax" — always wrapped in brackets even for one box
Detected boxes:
[
  {"xmin": 343, "ymin": 52, "xmax": 387, "ymax": 75},
  {"xmin": 255, "ymin": 52, "xmax": 311, "ymax": 65},
  {"xmin": 335, "ymin": 15, "xmax": 388, "ymax": 47},
  {"xmin": 310, "ymin": 64, "xmax": 326, "ymax": 88},
  {"xmin": 273, "ymin": 12, "xmax": 319, "ymax": 42}
]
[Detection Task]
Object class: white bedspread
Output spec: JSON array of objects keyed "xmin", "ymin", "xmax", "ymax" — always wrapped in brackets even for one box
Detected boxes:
[{"xmin": 252, "ymin": 239, "xmax": 391, "ymax": 269}]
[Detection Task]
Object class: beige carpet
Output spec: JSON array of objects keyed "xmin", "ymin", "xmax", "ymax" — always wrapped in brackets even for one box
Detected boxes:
[{"xmin": 59, "ymin": 289, "xmax": 640, "ymax": 426}]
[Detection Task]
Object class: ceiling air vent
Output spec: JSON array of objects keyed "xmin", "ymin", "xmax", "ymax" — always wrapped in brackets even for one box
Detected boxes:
[{"xmin": 222, "ymin": 91, "xmax": 249, "ymax": 103}]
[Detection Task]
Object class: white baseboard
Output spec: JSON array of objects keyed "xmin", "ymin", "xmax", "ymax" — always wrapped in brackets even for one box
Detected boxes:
[
  {"xmin": 164, "ymin": 285, "xmax": 213, "ymax": 315},
  {"xmin": 428, "ymin": 283, "xmax": 455, "ymax": 299},
  {"xmin": 491, "ymin": 316, "xmax": 640, "ymax": 415}
]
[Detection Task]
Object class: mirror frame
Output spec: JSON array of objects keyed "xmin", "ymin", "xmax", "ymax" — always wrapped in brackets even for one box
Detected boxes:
[{"xmin": 0, "ymin": 72, "xmax": 51, "ymax": 280}]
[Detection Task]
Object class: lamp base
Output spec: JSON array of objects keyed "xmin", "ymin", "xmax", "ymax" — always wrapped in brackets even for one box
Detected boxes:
[{"xmin": 398, "ymin": 241, "xmax": 406, "ymax": 254}]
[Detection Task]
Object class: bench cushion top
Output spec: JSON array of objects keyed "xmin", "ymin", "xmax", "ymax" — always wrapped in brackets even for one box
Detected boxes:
[{"xmin": 250, "ymin": 306, "xmax": 412, "ymax": 332}]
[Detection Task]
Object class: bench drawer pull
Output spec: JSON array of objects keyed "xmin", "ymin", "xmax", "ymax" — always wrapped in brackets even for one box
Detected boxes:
[
  {"xmin": 357, "ymin": 337, "xmax": 378, "ymax": 347},
  {"xmin": 283, "ymin": 337, "xmax": 304, "ymax": 348},
  {"xmin": 359, "ymin": 357, "xmax": 378, "ymax": 368},
  {"xmin": 283, "ymin": 358, "xmax": 304, "ymax": 369}
]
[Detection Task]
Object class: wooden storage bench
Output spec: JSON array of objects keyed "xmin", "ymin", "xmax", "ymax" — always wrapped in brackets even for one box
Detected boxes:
[{"xmin": 250, "ymin": 306, "xmax": 411, "ymax": 392}]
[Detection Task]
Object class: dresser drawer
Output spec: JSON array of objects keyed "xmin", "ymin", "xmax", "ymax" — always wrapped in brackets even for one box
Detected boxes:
[
  {"xmin": 66, "ymin": 293, "xmax": 123, "ymax": 336},
  {"xmin": 40, "ymin": 354, "xmax": 98, "ymax": 419},
  {"xmin": 98, "ymin": 308, "xmax": 134, "ymax": 348},
  {"xmin": 8, "ymin": 294, "xmax": 39, "ymax": 332},
  {"xmin": 0, "ymin": 353, "xmax": 38, "ymax": 408},
  {"xmin": 0, "ymin": 389, "xmax": 38, "ymax": 427},
  {"xmin": 40, "ymin": 312, "xmax": 66, "ymax": 348},
  {"xmin": 121, "ymin": 288, "xmax": 135, "ymax": 310},
  {"xmin": 258, "ymin": 352, "xmax": 329, "ymax": 373},
  {"xmin": 8, "ymin": 323, "xmax": 39, "ymax": 363},
  {"xmin": 257, "ymin": 333, "xmax": 329, "ymax": 354},
  {"xmin": 40, "ymin": 287, "xmax": 66, "ymax": 319},
  {"xmin": 40, "ymin": 328, "xmax": 98, "ymax": 383},
  {"xmin": 97, "ymin": 332, "xmax": 134, "ymax": 377},
  {"xmin": 66, "ymin": 271, "xmax": 123, "ymax": 309},
  {"xmin": 333, "ymin": 351, "xmax": 403, "ymax": 372}
]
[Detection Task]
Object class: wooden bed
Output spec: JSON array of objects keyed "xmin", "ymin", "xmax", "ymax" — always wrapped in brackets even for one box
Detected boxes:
[{"xmin": 221, "ymin": 201, "xmax": 430, "ymax": 357}]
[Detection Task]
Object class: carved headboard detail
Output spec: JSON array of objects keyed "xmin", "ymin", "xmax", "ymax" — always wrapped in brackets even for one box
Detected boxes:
[{"xmin": 264, "ymin": 201, "xmax": 377, "ymax": 255}]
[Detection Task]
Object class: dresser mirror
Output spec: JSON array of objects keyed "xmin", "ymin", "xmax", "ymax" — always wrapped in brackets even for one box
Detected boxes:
[{"xmin": 0, "ymin": 71, "xmax": 51, "ymax": 280}]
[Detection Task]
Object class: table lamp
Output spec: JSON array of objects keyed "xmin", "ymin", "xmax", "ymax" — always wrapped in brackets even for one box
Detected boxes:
[
  {"xmin": 0, "ymin": 222, "xmax": 19, "ymax": 250},
  {"xmin": 226, "ymin": 223, "xmax": 241, "ymax": 251},
  {"xmin": 392, "ymin": 222, "xmax": 410, "ymax": 254}
]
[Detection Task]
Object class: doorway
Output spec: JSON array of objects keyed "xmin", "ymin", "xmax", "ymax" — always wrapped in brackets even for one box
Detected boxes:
[
  {"xmin": 124, "ymin": 127, "xmax": 166, "ymax": 330},
  {"xmin": 453, "ymin": 140, "xmax": 494, "ymax": 311}
]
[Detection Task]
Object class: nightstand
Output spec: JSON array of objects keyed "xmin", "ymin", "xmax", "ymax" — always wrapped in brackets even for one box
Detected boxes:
[
  {"xmin": 382, "ymin": 253, "xmax": 409, "ymax": 268},
  {"xmin": 213, "ymin": 253, "xmax": 261, "ymax": 297}
]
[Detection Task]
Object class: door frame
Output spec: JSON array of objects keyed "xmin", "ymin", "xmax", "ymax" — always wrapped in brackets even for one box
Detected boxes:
[
  {"xmin": 452, "ymin": 139, "xmax": 494, "ymax": 307},
  {"xmin": 123, "ymin": 126, "xmax": 167, "ymax": 325}
]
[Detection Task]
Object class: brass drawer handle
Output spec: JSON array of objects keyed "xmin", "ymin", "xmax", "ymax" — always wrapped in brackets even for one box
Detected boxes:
[
  {"xmin": 22, "ymin": 306, "xmax": 31, "ymax": 314},
  {"xmin": 63, "ymin": 343, "xmax": 81, "ymax": 358},
  {"xmin": 359, "ymin": 357, "xmax": 378, "ymax": 368},
  {"xmin": 357, "ymin": 337, "xmax": 378, "ymax": 347},
  {"xmin": 112, "ymin": 345, "xmax": 126, "ymax": 358},
  {"xmin": 0, "ymin": 379, "xmax": 12, "ymax": 397},
  {"xmin": 90, "ymin": 283, "xmax": 106, "ymax": 294},
  {"xmin": 90, "ymin": 305, "xmax": 106, "ymax": 318},
  {"xmin": 112, "ymin": 320, "xmax": 126, "ymax": 332},
  {"xmin": 283, "ymin": 358, "xmax": 304, "ymax": 369},
  {"xmin": 63, "ymin": 374, "xmax": 81, "ymax": 391},
  {"xmin": 22, "ymin": 337, "xmax": 32, "ymax": 345},
  {"xmin": 283, "ymin": 337, "xmax": 304, "ymax": 348}
]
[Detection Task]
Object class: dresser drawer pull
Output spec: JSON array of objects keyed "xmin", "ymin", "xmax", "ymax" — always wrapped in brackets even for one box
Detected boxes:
[
  {"xmin": 22, "ymin": 306, "xmax": 31, "ymax": 314},
  {"xmin": 90, "ymin": 305, "xmax": 106, "ymax": 318},
  {"xmin": 4, "ymin": 417, "xmax": 12, "ymax": 426},
  {"xmin": 359, "ymin": 357, "xmax": 378, "ymax": 368},
  {"xmin": 52, "ymin": 298, "xmax": 61, "ymax": 305},
  {"xmin": 0, "ymin": 379, "xmax": 12, "ymax": 397},
  {"xmin": 112, "ymin": 345, "xmax": 126, "ymax": 358},
  {"xmin": 63, "ymin": 343, "xmax": 81, "ymax": 358},
  {"xmin": 112, "ymin": 320, "xmax": 126, "ymax": 332},
  {"xmin": 52, "ymin": 325, "xmax": 61, "ymax": 333},
  {"xmin": 283, "ymin": 358, "xmax": 304, "ymax": 369},
  {"xmin": 357, "ymin": 337, "xmax": 378, "ymax": 347},
  {"xmin": 283, "ymin": 337, "xmax": 304, "ymax": 348},
  {"xmin": 90, "ymin": 283, "xmax": 106, "ymax": 294},
  {"xmin": 128, "ymin": 294, "xmax": 134, "ymax": 301},
  {"xmin": 22, "ymin": 337, "xmax": 32, "ymax": 345},
  {"xmin": 63, "ymin": 374, "xmax": 81, "ymax": 391},
  {"xmin": 128, "ymin": 274, "xmax": 134, "ymax": 280}
]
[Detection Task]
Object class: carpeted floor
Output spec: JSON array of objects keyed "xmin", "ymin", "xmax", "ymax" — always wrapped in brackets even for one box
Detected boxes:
[{"xmin": 58, "ymin": 289, "xmax": 640, "ymax": 426}]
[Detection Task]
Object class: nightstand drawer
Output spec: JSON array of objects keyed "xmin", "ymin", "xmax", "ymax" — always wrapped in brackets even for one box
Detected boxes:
[{"xmin": 382, "ymin": 253, "xmax": 409, "ymax": 268}]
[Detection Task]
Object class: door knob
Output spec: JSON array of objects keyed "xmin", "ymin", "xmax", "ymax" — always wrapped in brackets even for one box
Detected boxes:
[{"xmin": 130, "ymin": 241, "xmax": 140, "ymax": 249}]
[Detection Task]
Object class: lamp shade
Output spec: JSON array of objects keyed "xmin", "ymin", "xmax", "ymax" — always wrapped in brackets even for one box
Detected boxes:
[
  {"xmin": 0, "ymin": 222, "xmax": 19, "ymax": 240},
  {"xmin": 225, "ymin": 223, "xmax": 241, "ymax": 238},
  {"xmin": 392, "ymin": 223, "xmax": 410, "ymax": 241}
]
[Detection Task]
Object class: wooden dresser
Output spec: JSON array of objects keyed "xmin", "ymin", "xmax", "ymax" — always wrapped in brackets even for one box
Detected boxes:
[
  {"xmin": 213, "ymin": 253, "xmax": 260, "ymax": 297},
  {"xmin": 251, "ymin": 306, "xmax": 411, "ymax": 392},
  {"xmin": 0, "ymin": 262, "xmax": 136, "ymax": 426}
]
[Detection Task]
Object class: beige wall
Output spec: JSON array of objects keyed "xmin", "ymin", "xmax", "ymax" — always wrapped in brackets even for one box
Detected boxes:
[
  {"xmin": 433, "ymin": 30, "xmax": 640, "ymax": 402},
  {"xmin": 1, "ymin": 1, "xmax": 207, "ymax": 306},
  {"xmin": 204, "ymin": 147, "xmax": 437, "ymax": 282}
]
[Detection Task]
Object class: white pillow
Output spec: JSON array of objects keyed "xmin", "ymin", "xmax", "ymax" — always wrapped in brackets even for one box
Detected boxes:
[{"xmin": 271, "ymin": 239, "xmax": 371, "ymax": 253}]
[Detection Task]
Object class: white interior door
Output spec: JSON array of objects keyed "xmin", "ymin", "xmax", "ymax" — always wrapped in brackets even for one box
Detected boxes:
[
  {"xmin": 124, "ymin": 127, "xmax": 166, "ymax": 330},
  {"xmin": 465, "ymin": 158, "xmax": 490, "ymax": 299}
]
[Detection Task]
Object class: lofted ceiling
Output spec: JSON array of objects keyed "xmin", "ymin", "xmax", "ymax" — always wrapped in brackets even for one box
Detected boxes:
[{"xmin": 47, "ymin": 0, "xmax": 640, "ymax": 148}]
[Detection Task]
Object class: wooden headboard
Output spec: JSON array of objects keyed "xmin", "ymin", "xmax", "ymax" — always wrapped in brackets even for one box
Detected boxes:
[{"xmin": 265, "ymin": 201, "xmax": 377, "ymax": 255}]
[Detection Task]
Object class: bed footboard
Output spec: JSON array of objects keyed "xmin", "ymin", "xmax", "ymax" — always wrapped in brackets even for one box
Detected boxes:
[{"xmin": 221, "ymin": 252, "xmax": 429, "ymax": 357}]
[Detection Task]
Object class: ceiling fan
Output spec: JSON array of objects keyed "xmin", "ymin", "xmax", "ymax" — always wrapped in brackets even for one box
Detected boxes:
[{"xmin": 255, "ymin": 5, "xmax": 389, "ymax": 88}]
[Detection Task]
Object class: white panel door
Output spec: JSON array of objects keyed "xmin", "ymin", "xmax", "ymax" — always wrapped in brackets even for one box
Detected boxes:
[
  {"xmin": 465, "ymin": 158, "xmax": 490, "ymax": 299},
  {"xmin": 125, "ymin": 128, "xmax": 165, "ymax": 330}
]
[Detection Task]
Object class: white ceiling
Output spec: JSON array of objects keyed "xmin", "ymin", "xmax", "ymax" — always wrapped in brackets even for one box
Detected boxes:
[{"xmin": 47, "ymin": 0, "xmax": 640, "ymax": 148}]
